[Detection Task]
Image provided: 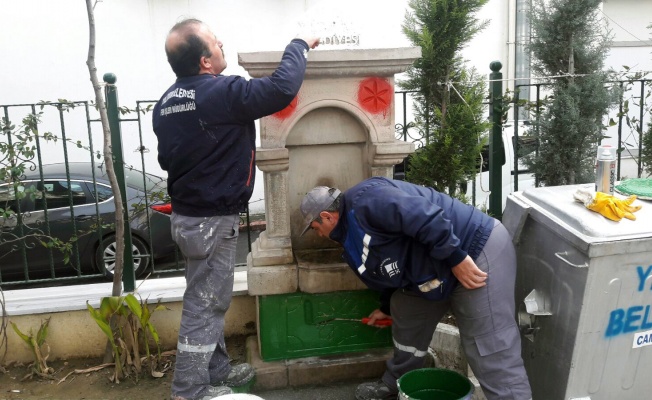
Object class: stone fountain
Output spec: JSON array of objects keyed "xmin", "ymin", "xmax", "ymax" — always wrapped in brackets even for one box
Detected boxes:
[{"xmin": 239, "ymin": 46, "xmax": 420, "ymax": 389}]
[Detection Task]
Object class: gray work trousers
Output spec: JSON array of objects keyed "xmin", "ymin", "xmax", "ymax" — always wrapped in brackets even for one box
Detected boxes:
[
  {"xmin": 383, "ymin": 221, "xmax": 532, "ymax": 400},
  {"xmin": 170, "ymin": 213, "xmax": 239, "ymax": 400}
]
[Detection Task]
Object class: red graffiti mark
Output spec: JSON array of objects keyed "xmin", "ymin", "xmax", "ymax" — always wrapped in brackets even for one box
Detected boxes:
[
  {"xmin": 272, "ymin": 96, "xmax": 298, "ymax": 120},
  {"xmin": 358, "ymin": 77, "xmax": 392, "ymax": 114}
]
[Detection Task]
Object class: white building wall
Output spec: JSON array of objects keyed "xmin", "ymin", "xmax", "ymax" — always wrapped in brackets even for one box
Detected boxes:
[
  {"xmin": 603, "ymin": 0, "xmax": 652, "ymax": 43},
  {"xmin": 8, "ymin": 1, "xmax": 648, "ymax": 211},
  {"xmin": 601, "ymin": 0, "xmax": 652, "ymax": 168},
  {"xmin": 0, "ymin": 0, "xmax": 511, "ymax": 213}
]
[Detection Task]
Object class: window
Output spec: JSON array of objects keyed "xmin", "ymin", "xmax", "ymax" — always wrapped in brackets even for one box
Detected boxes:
[
  {"xmin": 33, "ymin": 180, "xmax": 88, "ymax": 211},
  {"xmin": 0, "ymin": 184, "xmax": 19, "ymax": 213},
  {"xmin": 124, "ymin": 168, "xmax": 166, "ymax": 192},
  {"xmin": 88, "ymin": 183, "xmax": 114, "ymax": 202}
]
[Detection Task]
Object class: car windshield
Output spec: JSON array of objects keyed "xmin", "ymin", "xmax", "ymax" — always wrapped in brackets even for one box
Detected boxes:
[{"xmin": 123, "ymin": 168, "xmax": 166, "ymax": 192}]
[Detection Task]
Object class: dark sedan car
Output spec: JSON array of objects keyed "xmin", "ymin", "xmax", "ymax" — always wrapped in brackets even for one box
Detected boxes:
[{"xmin": 0, "ymin": 162, "xmax": 176, "ymax": 282}]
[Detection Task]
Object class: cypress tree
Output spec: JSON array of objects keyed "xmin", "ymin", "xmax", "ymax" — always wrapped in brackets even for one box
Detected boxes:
[
  {"xmin": 640, "ymin": 23, "xmax": 652, "ymax": 177},
  {"xmin": 401, "ymin": 0, "xmax": 490, "ymax": 197},
  {"xmin": 523, "ymin": 0, "xmax": 620, "ymax": 185}
]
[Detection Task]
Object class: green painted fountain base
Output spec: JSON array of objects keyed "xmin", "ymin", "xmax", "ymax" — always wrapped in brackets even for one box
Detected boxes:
[{"xmin": 258, "ymin": 290, "xmax": 393, "ymax": 361}]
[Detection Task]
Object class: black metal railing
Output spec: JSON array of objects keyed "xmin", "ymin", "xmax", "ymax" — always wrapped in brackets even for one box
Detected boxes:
[
  {"xmin": 394, "ymin": 76, "xmax": 652, "ymax": 208},
  {"xmin": 2, "ymin": 73, "xmax": 650, "ymax": 289},
  {"xmin": 0, "ymin": 82, "xmax": 257, "ymax": 289}
]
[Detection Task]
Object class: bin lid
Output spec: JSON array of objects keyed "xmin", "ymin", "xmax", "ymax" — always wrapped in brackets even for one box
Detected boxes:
[{"xmin": 513, "ymin": 183, "xmax": 652, "ymax": 242}]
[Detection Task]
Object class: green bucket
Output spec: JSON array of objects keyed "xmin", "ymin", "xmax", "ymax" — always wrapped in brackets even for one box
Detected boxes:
[{"xmin": 397, "ymin": 368, "xmax": 474, "ymax": 400}]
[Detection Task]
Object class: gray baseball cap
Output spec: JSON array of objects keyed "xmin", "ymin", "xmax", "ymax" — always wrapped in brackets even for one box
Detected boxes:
[{"xmin": 300, "ymin": 186, "xmax": 342, "ymax": 235}]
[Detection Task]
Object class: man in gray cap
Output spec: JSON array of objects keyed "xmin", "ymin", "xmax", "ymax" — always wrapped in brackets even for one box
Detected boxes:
[{"xmin": 300, "ymin": 177, "xmax": 531, "ymax": 400}]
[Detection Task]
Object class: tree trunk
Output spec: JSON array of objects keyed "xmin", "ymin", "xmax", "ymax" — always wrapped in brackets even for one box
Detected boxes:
[{"xmin": 85, "ymin": 0, "xmax": 126, "ymax": 364}]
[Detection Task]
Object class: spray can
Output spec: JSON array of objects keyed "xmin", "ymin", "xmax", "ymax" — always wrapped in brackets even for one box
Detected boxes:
[{"xmin": 595, "ymin": 145, "xmax": 616, "ymax": 194}]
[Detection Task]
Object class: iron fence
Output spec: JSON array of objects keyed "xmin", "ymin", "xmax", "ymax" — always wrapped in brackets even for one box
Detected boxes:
[
  {"xmin": 0, "ymin": 95, "xmax": 248, "ymax": 288},
  {"xmin": 395, "ymin": 77, "xmax": 652, "ymax": 205},
  {"xmin": 2, "ymin": 75, "xmax": 650, "ymax": 289},
  {"xmin": 512, "ymin": 78, "xmax": 652, "ymax": 187}
]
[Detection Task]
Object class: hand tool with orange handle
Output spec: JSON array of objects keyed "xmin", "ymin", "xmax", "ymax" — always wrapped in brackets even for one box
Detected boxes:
[{"xmin": 318, "ymin": 317, "xmax": 393, "ymax": 326}]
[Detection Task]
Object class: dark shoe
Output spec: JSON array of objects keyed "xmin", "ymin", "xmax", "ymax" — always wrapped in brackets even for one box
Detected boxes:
[
  {"xmin": 202, "ymin": 385, "xmax": 235, "ymax": 399},
  {"xmin": 217, "ymin": 363, "xmax": 255, "ymax": 387},
  {"xmin": 355, "ymin": 380, "xmax": 398, "ymax": 400}
]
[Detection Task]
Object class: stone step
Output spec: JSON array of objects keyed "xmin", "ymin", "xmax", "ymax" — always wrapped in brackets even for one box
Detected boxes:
[
  {"xmin": 245, "ymin": 335, "xmax": 392, "ymax": 390},
  {"xmin": 247, "ymin": 323, "xmax": 487, "ymax": 399}
]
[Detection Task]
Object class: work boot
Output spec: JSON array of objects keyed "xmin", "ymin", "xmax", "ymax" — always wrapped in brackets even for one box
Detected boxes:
[
  {"xmin": 215, "ymin": 363, "xmax": 255, "ymax": 387},
  {"xmin": 170, "ymin": 385, "xmax": 233, "ymax": 400},
  {"xmin": 355, "ymin": 380, "xmax": 398, "ymax": 400},
  {"xmin": 203, "ymin": 385, "xmax": 235, "ymax": 399}
]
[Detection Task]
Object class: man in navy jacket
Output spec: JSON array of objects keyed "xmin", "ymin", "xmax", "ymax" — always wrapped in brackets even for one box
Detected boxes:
[
  {"xmin": 300, "ymin": 177, "xmax": 531, "ymax": 400},
  {"xmin": 153, "ymin": 19, "xmax": 319, "ymax": 400}
]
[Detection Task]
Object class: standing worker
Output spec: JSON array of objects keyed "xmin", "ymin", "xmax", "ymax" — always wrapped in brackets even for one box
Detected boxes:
[
  {"xmin": 300, "ymin": 177, "xmax": 532, "ymax": 400},
  {"xmin": 153, "ymin": 18, "xmax": 319, "ymax": 400}
]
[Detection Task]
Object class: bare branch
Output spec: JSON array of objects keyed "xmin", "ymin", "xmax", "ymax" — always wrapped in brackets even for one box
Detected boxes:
[{"xmin": 85, "ymin": 0, "xmax": 125, "ymax": 297}]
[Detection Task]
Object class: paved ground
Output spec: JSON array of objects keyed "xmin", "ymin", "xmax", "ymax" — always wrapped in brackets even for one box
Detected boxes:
[{"xmin": 251, "ymin": 380, "xmax": 366, "ymax": 400}]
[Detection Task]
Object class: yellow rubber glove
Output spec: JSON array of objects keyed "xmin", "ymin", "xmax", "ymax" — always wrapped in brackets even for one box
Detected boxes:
[
  {"xmin": 610, "ymin": 193, "xmax": 642, "ymax": 214},
  {"xmin": 588, "ymin": 192, "xmax": 640, "ymax": 221}
]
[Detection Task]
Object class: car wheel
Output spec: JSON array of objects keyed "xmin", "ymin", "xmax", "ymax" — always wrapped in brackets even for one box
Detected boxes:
[{"xmin": 96, "ymin": 234, "xmax": 150, "ymax": 279}]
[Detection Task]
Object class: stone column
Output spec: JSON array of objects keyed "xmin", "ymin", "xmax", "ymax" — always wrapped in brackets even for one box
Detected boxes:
[{"xmin": 247, "ymin": 147, "xmax": 298, "ymax": 296}]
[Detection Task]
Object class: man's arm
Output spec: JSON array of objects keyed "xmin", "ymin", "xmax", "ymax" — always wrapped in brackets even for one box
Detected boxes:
[
  {"xmin": 357, "ymin": 182, "xmax": 487, "ymax": 289},
  {"xmin": 299, "ymin": 37, "xmax": 320, "ymax": 49},
  {"xmin": 229, "ymin": 37, "xmax": 319, "ymax": 121},
  {"xmin": 357, "ymin": 185, "xmax": 463, "ymax": 263}
]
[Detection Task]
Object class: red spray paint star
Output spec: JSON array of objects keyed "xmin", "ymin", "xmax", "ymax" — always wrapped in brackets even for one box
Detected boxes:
[
  {"xmin": 358, "ymin": 77, "xmax": 392, "ymax": 115},
  {"xmin": 272, "ymin": 96, "xmax": 298, "ymax": 120}
]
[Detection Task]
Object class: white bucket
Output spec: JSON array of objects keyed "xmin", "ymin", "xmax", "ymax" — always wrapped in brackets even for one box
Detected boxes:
[{"xmin": 207, "ymin": 394, "xmax": 264, "ymax": 400}]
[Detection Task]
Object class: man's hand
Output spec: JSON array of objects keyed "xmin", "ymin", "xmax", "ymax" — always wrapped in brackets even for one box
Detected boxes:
[
  {"xmin": 300, "ymin": 37, "xmax": 321, "ymax": 49},
  {"xmin": 451, "ymin": 255, "xmax": 487, "ymax": 289},
  {"xmin": 366, "ymin": 309, "xmax": 391, "ymax": 328}
]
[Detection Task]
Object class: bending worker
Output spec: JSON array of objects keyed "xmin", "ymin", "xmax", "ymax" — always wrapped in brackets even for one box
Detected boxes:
[
  {"xmin": 300, "ymin": 176, "xmax": 532, "ymax": 400},
  {"xmin": 153, "ymin": 18, "xmax": 319, "ymax": 400}
]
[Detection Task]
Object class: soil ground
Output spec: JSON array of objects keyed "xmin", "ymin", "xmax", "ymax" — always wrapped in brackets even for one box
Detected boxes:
[
  {"xmin": 1, "ymin": 315, "xmax": 457, "ymax": 400},
  {"xmin": 0, "ymin": 335, "xmax": 248, "ymax": 400}
]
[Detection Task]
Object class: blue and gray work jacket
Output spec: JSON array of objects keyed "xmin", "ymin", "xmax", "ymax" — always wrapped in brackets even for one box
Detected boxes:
[
  {"xmin": 329, "ymin": 177, "xmax": 495, "ymax": 313},
  {"xmin": 153, "ymin": 39, "xmax": 310, "ymax": 217}
]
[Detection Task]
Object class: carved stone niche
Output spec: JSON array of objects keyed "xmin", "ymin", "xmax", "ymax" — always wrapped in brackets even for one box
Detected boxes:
[{"xmin": 239, "ymin": 47, "xmax": 420, "ymax": 296}]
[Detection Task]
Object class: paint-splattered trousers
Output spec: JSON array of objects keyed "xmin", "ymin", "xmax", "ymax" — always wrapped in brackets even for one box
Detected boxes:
[
  {"xmin": 384, "ymin": 221, "xmax": 532, "ymax": 400},
  {"xmin": 170, "ymin": 213, "xmax": 240, "ymax": 400}
]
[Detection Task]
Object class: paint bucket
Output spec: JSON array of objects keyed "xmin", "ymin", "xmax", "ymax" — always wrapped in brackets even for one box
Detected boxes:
[
  {"xmin": 207, "ymin": 394, "xmax": 264, "ymax": 400},
  {"xmin": 397, "ymin": 368, "xmax": 474, "ymax": 400}
]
